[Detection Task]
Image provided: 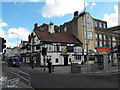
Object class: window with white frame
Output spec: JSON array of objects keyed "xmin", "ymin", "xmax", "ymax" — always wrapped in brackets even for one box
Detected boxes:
[
  {"xmin": 104, "ymin": 42, "xmax": 106, "ymax": 47},
  {"xmin": 112, "ymin": 37, "xmax": 116, "ymax": 41},
  {"xmin": 64, "ymin": 27, "xmax": 67, "ymax": 32},
  {"xmin": 95, "ymin": 34, "xmax": 98, "ymax": 39},
  {"xmin": 95, "ymin": 41, "xmax": 98, "ymax": 47},
  {"xmin": 87, "ymin": 22, "xmax": 92, "ymax": 28},
  {"xmin": 99, "ymin": 22, "xmax": 102, "ymax": 28},
  {"xmin": 109, "ymin": 36, "xmax": 111, "ymax": 41},
  {"xmin": 112, "ymin": 43, "xmax": 116, "ymax": 47},
  {"xmin": 95, "ymin": 22, "xmax": 98, "ymax": 27},
  {"xmin": 99, "ymin": 34, "xmax": 102, "ymax": 39},
  {"xmin": 74, "ymin": 55, "xmax": 81, "ymax": 60},
  {"xmin": 103, "ymin": 23, "xmax": 106, "ymax": 28},
  {"xmin": 109, "ymin": 43, "xmax": 111, "ymax": 47},
  {"xmin": 85, "ymin": 31, "xmax": 93, "ymax": 40},
  {"xmin": 103, "ymin": 35, "xmax": 106, "ymax": 40},
  {"xmin": 99, "ymin": 41, "xmax": 102, "ymax": 47}
]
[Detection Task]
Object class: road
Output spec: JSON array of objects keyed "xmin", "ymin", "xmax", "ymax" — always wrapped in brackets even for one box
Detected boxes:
[{"xmin": 2, "ymin": 62, "xmax": 119, "ymax": 89}]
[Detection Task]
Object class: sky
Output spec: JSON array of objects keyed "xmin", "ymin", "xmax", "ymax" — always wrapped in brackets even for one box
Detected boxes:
[{"xmin": 0, "ymin": 0, "xmax": 119, "ymax": 48}]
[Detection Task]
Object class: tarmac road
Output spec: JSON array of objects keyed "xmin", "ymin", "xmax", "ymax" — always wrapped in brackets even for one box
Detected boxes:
[{"xmin": 2, "ymin": 62, "xmax": 119, "ymax": 89}]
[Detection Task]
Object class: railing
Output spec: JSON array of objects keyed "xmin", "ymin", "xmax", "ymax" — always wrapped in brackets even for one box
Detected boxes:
[{"xmin": 9, "ymin": 67, "xmax": 31, "ymax": 88}]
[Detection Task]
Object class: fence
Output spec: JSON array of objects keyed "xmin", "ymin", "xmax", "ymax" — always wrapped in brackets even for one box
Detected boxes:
[{"xmin": 9, "ymin": 67, "xmax": 31, "ymax": 88}]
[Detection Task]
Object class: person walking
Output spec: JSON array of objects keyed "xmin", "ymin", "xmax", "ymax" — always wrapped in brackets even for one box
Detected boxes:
[{"xmin": 47, "ymin": 60, "xmax": 52, "ymax": 73}]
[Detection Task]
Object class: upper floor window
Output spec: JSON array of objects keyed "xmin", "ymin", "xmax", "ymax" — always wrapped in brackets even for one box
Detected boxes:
[
  {"xmin": 95, "ymin": 41, "xmax": 98, "ymax": 47},
  {"xmin": 95, "ymin": 34, "xmax": 98, "ymax": 39},
  {"xmin": 99, "ymin": 22, "xmax": 102, "ymax": 28},
  {"xmin": 103, "ymin": 23, "xmax": 106, "ymax": 28},
  {"xmin": 95, "ymin": 22, "xmax": 98, "ymax": 27},
  {"xmin": 109, "ymin": 36, "xmax": 111, "ymax": 41},
  {"xmin": 99, "ymin": 41, "xmax": 102, "ymax": 47},
  {"xmin": 99, "ymin": 34, "xmax": 102, "ymax": 39},
  {"xmin": 112, "ymin": 43, "xmax": 116, "ymax": 47},
  {"xmin": 85, "ymin": 31, "xmax": 93, "ymax": 40},
  {"xmin": 87, "ymin": 22, "xmax": 92, "ymax": 28},
  {"xmin": 103, "ymin": 35, "xmax": 106, "ymax": 40},
  {"xmin": 64, "ymin": 27, "xmax": 67, "ymax": 32},
  {"xmin": 112, "ymin": 37, "xmax": 116, "ymax": 41}
]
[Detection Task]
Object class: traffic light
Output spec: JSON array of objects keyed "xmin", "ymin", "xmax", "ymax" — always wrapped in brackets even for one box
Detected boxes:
[
  {"xmin": 118, "ymin": 45, "xmax": 120, "ymax": 53},
  {"xmin": 0, "ymin": 38, "xmax": 6, "ymax": 52},
  {"xmin": 2, "ymin": 38, "xmax": 6, "ymax": 49},
  {"xmin": 42, "ymin": 47, "xmax": 47, "ymax": 56}
]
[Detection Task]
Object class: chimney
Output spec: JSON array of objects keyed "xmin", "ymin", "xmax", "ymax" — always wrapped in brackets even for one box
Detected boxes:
[
  {"xmin": 48, "ymin": 22, "xmax": 55, "ymax": 33},
  {"xmin": 34, "ymin": 23, "xmax": 38, "ymax": 28},
  {"xmin": 28, "ymin": 35, "xmax": 31, "ymax": 43},
  {"xmin": 74, "ymin": 11, "xmax": 78, "ymax": 18}
]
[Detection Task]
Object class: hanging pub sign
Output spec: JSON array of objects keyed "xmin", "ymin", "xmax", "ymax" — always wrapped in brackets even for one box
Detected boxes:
[{"xmin": 97, "ymin": 47, "xmax": 111, "ymax": 53}]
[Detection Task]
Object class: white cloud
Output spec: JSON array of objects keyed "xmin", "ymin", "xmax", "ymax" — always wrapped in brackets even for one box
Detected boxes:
[
  {"xmin": 0, "ymin": 22, "xmax": 8, "ymax": 28},
  {"xmin": 90, "ymin": 2, "xmax": 96, "ymax": 9},
  {"xmin": 103, "ymin": 5, "xmax": 118, "ymax": 27},
  {"xmin": 7, "ymin": 27, "xmax": 30, "ymax": 41},
  {"xmin": 41, "ymin": 0, "xmax": 88, "ymax": 18},
  {"xmin": 0, "ymin": 25, "xmax": 30, "ymax": 47},
  {"xmin": 0, "ymin": 29, "xmax": 6, "ymax": 38}
]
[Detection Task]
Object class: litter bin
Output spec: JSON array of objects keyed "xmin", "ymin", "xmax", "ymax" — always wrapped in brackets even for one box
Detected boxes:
[{"xmin": 71, "ymin": 63, "xmax": 81, "ymax": 73}]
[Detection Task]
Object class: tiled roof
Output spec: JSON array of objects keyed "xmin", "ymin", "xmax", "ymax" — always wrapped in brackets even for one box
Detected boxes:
[{"xmin": 34, "ymin": 29, "xmax": 82, "ymax": 44}]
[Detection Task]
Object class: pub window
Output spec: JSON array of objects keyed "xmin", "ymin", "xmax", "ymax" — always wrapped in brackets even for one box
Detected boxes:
[
  {"xmin": 55, "ymin": 58, "xmax": 59, "ymax": 63},
  {"xmin": 57, "ymin": 45, "xmax": 59, "ymax": 51},
  {"xmin": 36, "ymin": 45, "xmax": 40, "ymax": 50}
]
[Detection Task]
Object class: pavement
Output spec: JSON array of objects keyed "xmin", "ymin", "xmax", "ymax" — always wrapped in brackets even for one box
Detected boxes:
[{"xmin": 20, "ymin": 63, "xmax": 120, "ymax": 75}]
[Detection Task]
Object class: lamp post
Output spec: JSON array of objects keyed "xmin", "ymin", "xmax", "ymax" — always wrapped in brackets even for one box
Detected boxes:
[
  {"xmin": 84, "ymin": 0, "xmax": 89, "ymax": 71},
  {"xmin": 11, "ymin": 32, "xmax": 19, "ymax": 58}
]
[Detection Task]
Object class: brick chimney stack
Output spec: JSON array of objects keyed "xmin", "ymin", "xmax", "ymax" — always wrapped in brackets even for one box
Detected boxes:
[
  {"xmin": 34, "ymin": 23, "xmax": 38, "ymax": 28},
  {"xmin": 74, "ymin": 11, "xmax": 79, "ymax": 18}
]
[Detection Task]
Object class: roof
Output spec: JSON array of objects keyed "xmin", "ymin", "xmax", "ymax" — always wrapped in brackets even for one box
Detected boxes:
[
  {"xmin": 34, "ymin": 29, "xmax": 82, "ymax": 45},
  {"xmin": 93, "ymin": 18, "xmax": 107, "ymax": 23},
  {"xmin": 108, "ymin": 25, "xmax": 120, "ymax": 31}
]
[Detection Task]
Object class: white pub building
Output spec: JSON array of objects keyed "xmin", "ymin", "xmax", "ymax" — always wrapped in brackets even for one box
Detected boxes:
[{"xmin": 20, "ymin": 23, "xmax": 83, "ymax": 66}]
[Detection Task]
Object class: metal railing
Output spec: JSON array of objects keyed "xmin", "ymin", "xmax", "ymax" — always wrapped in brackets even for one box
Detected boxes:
[{"xmin": 9, "ymin": 67, "xmax": 31, "ymax": 88}]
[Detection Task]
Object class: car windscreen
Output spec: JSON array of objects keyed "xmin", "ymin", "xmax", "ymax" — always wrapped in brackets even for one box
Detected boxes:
[{"xmin": 13, "ymin": 59, "xmax": 19, "ymax": 62}]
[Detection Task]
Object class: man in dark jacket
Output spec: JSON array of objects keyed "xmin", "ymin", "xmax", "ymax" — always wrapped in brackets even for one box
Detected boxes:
[{"xmin": 47, "ymin": 60, "xmax": 52, "ymax": 73}]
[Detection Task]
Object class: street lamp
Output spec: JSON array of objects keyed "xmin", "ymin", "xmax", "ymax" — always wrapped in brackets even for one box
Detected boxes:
[
  {"xmin": 84, "ymin": 0, "xmax": 89, "ymax": 71},
  {"xmin": 11, "ymin": 32, "xmax": 19, "ymax": 58}
]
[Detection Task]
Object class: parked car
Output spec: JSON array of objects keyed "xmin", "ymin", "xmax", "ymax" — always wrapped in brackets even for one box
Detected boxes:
[{"xmin": 8, "ymin": 58, "xmax": 20, "ymax": 67}]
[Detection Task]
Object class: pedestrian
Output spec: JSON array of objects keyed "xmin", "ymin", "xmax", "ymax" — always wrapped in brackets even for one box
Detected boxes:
[
  {"xmin": 52, "ymin": 65, "xmax": 54, "ymax": 72},
  {"xmin": 47, "ymin": 60, "xmax": 52, "ymax": 73}
]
